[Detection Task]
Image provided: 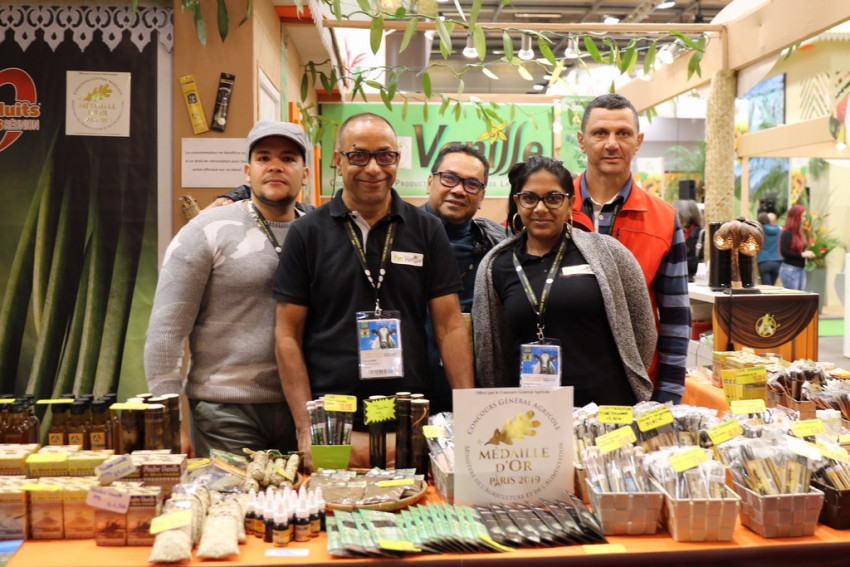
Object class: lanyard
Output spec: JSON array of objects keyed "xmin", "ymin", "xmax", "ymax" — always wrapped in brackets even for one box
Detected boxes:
[
  {"xmin": 582, "ymin": 198, "xmax": 622, "ymax": 235},
  {"xmin": 345, "ymin": 218, "xmax": 396, "ymax": 315},
  {"xmin": 512, "ymin": 233, "xmax": 569, "ymax": 341},
  {"xmin": 248, "ymin": 202, "xmax": 283, "ymax": 253}
]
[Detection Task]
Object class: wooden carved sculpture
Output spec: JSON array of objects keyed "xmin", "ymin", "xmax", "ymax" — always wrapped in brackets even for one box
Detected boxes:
[{"xmin": 713, "ymin": 217, "xmax": 764, "ymax": 289}]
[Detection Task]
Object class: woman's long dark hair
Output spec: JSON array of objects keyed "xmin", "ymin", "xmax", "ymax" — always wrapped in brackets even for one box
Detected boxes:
[{"xmin": 505, "ymin": 156, "xmax": 574, "ymax": 235}]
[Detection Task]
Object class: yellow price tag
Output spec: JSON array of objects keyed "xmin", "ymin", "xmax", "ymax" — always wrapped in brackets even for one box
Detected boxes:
[
  {"xmin": 363, "ymin": 397, "xmax": 395, "ymax": 424},
  {"xmin": 423, "ymin": 425, "xmax": 446, "ymax": 439},
  {"xmin": 26, "ymin": 453, "xmax": 68, "ymax": 463},
  {"xmin": 480, "ymin": 534, "xmax": 515, "ymax": 552},
  {"xmin": 595, "ymin": 425, "xmax": 637, "ymax": 454},
  {"xmin": 379, "ymin": 540, "xmax": 421, "ymax": 552},
  {"xmin": 597, "ymin": 406, "xmax": 634, "ymax": 425},
  {"xmin": 785, "ymin": 435, "xmax": 821, "ymax": 460},
  {"xmin": 377, "ymin": 479, "xmax": 414, "ymax": 488},
  {"xmin": 150, "ymin": 509, "xmax": 193, "ymax": 534},
  {"xmin": 323, "ymin": 395, "xmax": 357, "ymax": 413},
  {"xmin": 730, "ymin": 399, "xmax": 766, "ymax": 415},
  {"xmin": 734, "ymin": 366, "xmax": 767, "ymax": 385},
  {"xmin": 21, "ymin": 484, "xmax": 62, "ymax": 492},
  {"xmin": 790, "ymin": 419, "xmax": 827, "ymax": 438},
  {"xmin": 840, "ymin": 434, "xmax": 850, "ymax": 445},
  {"xmin": 109, "ymin": 403, "xmax": 149, "ymax": 411},
  {"xmin": 668, "ymin": 446, "xmax": 709, "ymax": 473},
  {"xmin": 35, "ymin": 399, "xmax": 74, "ymax": 405},
  {"xmin": 707, "ymin": 420, "xmax": 743, "ymax": 446},
  {"xmin": 816, "ymin": 440, "xmax": 850, "ymax": 463},
  {"xmin": 583, "ymin": 544, "xmax": 627, "ymax": 555},
  {"xmin": 636, "ymin": 406, "xmax": 674, "ymax": 432}
]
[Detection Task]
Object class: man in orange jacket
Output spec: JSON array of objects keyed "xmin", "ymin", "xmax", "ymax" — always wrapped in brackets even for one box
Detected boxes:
[{"xmin": 572, "ymin": 94, "xmax": 690, "ymax": 403}]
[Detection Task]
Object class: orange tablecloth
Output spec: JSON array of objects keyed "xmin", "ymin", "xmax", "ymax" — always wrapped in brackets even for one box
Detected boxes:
[
  {"xmin": 8, "ymin": 486, "xmax": 850, "ymax": 567},
  {"xmin": 682, "ymin": 375, "xmax": 727, "ymax": 412}
]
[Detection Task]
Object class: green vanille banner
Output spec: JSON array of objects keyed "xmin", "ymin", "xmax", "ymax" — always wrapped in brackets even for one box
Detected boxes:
[{"xmin": 318, "ymin": 103, "xmax": 554, "ymax": 198}]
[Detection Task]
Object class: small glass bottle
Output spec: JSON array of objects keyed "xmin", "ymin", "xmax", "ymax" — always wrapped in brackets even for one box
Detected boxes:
[
  {"xmin": 263, "ymin": 494, "xmax": 275, "ymax": 543},
  {"xmin": 67, "ymin": 401, "xmax": 90, "ymax": 449},
  {"xmin": 2, "ymin": 404, "xmax": 27, "ymax": 444},
  {"xmin": 308, "ymin": 492, "xmax": 320, "ymax": 538},
  {"xmin": 143, "ymin": 403, "xmax": 166, "ymax": 450},
  {"xmin": 272, "ymin": 499, "xmax": 290, "ymax": 547},
  {"xmin": 47, "ymin": 403, "xmax": 69, "ymax": 445},
  {"xmin": 89, "ymin": 400, "xmax": 109, "ymax": 450},
  {"xmin": 244, "ymin": 490, "xmax": 257, "ymax": 538},
  {"xmin": 293, "ymin": 499, "xmax": 310, "ymax": 542}
]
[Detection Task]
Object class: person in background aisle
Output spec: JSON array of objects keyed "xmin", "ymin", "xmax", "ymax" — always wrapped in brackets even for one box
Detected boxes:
[
  {"xmin": 674, "ymin": 200, "xmax": 704, "ymax": 282},
  {"xmin": 422, "ymin": 144, "xmax": 507, "ymax": 412},
  {"xmin": 273, "ymin": 113, "xmax": 474, "ymax": 471},
  {"xmin": 779, "ymin": 204, "xmax": 815, "ymax": 290},
  {"xmin": 473, "ymin": 157, "xmax": 656, "ymax": 406},
  {"xmin": 145, "ymin": 120, "xmax": 310, "ymax": 457},
  {"xmin": 571, "ymin": 93, "xmax": 690, "ymax": 404},
  {"xmin": 757, "ymin": 211, "xmax": 783, "ymax": 286}
]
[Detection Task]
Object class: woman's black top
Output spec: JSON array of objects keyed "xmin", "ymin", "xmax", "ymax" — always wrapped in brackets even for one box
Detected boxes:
[{"xmin": 779, "ymin": 229, "xmax": 805, "ymax": 269}]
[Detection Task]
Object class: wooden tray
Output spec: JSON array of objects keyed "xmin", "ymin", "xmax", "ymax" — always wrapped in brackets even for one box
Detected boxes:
[{"xmin": 304, "ymin": 474, "xmax": 426, "ymax": 512}]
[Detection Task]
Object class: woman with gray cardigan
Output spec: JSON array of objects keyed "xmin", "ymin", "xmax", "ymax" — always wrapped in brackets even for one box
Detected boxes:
[{"xmin": 472, "ymin": 157, "xmax": 657, "ymax": 405}]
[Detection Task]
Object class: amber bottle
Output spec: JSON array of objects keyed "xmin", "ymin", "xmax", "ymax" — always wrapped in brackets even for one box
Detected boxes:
[
  {"xmin": 67, "ymin": 401, "xmax": 90, "ymax": 449},
  {"xmin": 48, "ymin": 404, "xmax": 70, "ymax": 445}
]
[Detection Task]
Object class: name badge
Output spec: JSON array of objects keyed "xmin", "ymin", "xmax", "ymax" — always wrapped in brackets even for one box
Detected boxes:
[
  {"xmin": 561, "ymin": 264, "xmax": 594, "ymax": 276},
  {"xmin": 391, "ymin": 251, "xmax": 424, "ymax": 267}
]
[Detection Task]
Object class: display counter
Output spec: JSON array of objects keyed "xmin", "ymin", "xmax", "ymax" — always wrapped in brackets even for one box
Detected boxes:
[
  {"xmin": 688, "ymin": 284, "xmax": 819, "ymax": 361},
  {"xmin": 682, "ymin": 375, "xmax": 726, "ymax": 412},
  {"xmin": 7, "ymin": 485, "xmax": 850, "ymax": 567}
]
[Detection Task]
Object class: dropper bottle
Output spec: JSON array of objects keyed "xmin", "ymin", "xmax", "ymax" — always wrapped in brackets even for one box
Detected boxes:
[
  {"xmin": 293, "ymin": 492, "xmax": 310, "ymax": 542},
  {"xmin": 245, "ymin": 490, "xmax": 258, "ymax": 538},
  {"xmin": 272, "ymin": 499, "xmax": 290, "ymax": 547},
  {"xmin": 264, "ymin": 491, "xmax": 275, "ymax": 543},
  {"xmin": 307, "ymin": 491, "xmax": 320, "ymax": 538},
  {"xmin": 315, "ymin": 487, "xmax": 326, "ymax": 532}
]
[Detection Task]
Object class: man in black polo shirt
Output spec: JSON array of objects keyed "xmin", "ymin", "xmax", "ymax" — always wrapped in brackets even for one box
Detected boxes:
[{"xmin": 274, "ymin": 112, "xmax": 474, "ymax": 470}]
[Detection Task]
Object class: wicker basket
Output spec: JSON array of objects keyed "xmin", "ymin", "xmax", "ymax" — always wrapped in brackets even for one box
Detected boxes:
[
  {"xmin": 732, "ymin": 482, "xmax": 824, "ymax": 537},
  {"xmin": 586, "ymin": 479, "xmax": 664, "ymax": 535}
]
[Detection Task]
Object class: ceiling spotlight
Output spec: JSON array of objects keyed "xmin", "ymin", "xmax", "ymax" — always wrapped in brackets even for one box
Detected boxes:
[
  {"xmin": 564, "ymin": 37, "xmax": 580, "ymax": 59},
  {"xmin": 543, "ymin": 73, "xmax": 552, "ymax": 80},
  {"xmin": 518, "ymin": 34, "xmax": 535, "ymax": 61},
  {"xmin": 603, "ymin": 15, "xmax": 620, "ymax": 24},
  {"xmin": 656, "ymin": 1, "xmax": 676, "ymax": 9},
  {"xmin": 657, "ymin": 43, "xmax": 675, "ymax": 65},
  {"xmin": 837, "ymin": 142, "xmax": 847, "ymax": 151},
  {"xmin": 463, "ymin": 34, "xmax": 478, "ymax": 58},
  {"xmin": 532, "ymin": 83, "xmax": 545, "ymax": 91}
]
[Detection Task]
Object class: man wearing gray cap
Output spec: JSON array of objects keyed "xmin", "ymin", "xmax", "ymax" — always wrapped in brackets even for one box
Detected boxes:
[{"xmin": 145, "ymin": 120, "xmax": 310, "ymax": 457}]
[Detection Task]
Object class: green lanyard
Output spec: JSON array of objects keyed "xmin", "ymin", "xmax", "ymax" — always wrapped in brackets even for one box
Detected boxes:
[
  {"xmin": 511, "ymin": 234, "xmax": 569, "ymax": 341},
  {"xmin": 345, "ymin": 218, "xmax": 396, "ymax": 315},
  {"xmin": 248, "ymin": 202, "xmax": 283, "ymax": 253}
]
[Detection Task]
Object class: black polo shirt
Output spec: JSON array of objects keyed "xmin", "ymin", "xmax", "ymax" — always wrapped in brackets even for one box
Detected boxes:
[
  {"xmin": 273, "ymin": 189, "xmax": 462, "ymax": 429},
  {"xmin": 490, "ymin": 233, "xmax": 636, "ymax": 407}
]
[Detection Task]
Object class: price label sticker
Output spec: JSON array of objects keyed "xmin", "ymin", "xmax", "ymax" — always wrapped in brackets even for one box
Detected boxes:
[
  {"xmin": 379, "ymin": 540, "xmax": 421, "ymax": 552},
  {"xmin": 734, "ymin": 366, "xmax": 767, "ymax": 385},
  {"xmin": 597, "ymin": 406, "xmax": 634, "ymax": 425},
  {"xmin": 636, "ymin": 406, "xmax": 674, "ymax": 432},
  {"xmin": 583, "ymin": 544, "xmax": 627, "ymax": 555},
  {"xmin": 707, "ymin": 420, "xmax": 743, "ymax": 446},
  {"xmin": 790, "ymin": 419, "xmax": 827, "ymax": 438},
  {"xmin": 363, "ymin": 397, "xmax": 395, "ymax": 424},
  {"xmin": 377, "ymin": 479, "xmax": 414, "ymax": 488},
  {"xmin": 86, "ymin": 486, "xmax": 131, "ymax": 514},
  {"xmin": 95, "ymin": 454, "xmax": 137, "ymax": 484},
  {"xmin": 21, "ymin": 484, "xmax": 61, "ymax": 492},
  {"xmin": 816, "ymin": 441, "xmax": 850, "ymax": 463},
  {"xmin": 265, "ymin": 549, "xmax": 310, "ymax": 557},
  {"xmin": 35, "ymin": 399, "xmax": 74, "ymax": 405},
  {"xmin": 668, "ymin": 446, "xmax": 709, "ymax": 473},
  {"xmin": 323, "ymin": 395, "xmax": 357, "ymax": 413},
  {"xmin": 150, "ymin": 509, "xmax": 192, "ymax": 534},
  {"xmin": 423, "ymin": 425, "xmax": 446, "ymax": 439},
  {"xmin": 840, "ymin": 434, "xmax": 850, "ymax": 445},
  {"xmin": 786, "ymin": 435, "xmax": 821, "ymax": 461},
  {"xmin": 595, "ymin": 425, "xmax": 637, "ymax": 454},
  {"xmin": 109, "ymin": 403, "xmax": 149, "ymax": 411},
  {"xmin": 26, "ymin": 453, "xmax": 68, "ymax": 464},
  {"xmin": 0, "ymin": 399, "xmax": 15, "ymax": 404},
  {"xmin": 730, "ymin": 399, "xmax": 766, "ymax": 415}
]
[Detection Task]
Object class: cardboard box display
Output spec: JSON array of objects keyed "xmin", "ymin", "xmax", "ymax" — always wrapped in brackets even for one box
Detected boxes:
[
  {"xmin": 126, "ymin": 487, "xmax": 162, "ymax": 546},
  {"xmin": 37, "ymin": 445, "xmax": 82, "ymax": 454},
  {"xmin": 25, "ymin": 453, "xmax": 69, "ymax": 478},
  {"xmin": 27, "ymin": 481, "xmax": 64, "ymax": 539},
  {"xmin": 67, "ymin": 451, "xmax": 114, "ymax": 477},
  {"xmin": 61, "ymin": 477, "xmax": 100, "ymax": 539},
  {"xmin": 95, "ymin": 508, "xmax": 126, "ymax": 546},
  {"xmin": 0, "ymin": 478, "xmax": 28, "ymax": 541},
  {"xmin": 430, "ymin": 455, "xmax": 453, "ymax": 504},
  {"xmin": 0, "ymin": 445, "xmax": 40, "ymax": 476}
]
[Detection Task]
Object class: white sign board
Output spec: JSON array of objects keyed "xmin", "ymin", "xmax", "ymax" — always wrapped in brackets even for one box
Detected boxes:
[
  {"xmin": 454, "ymin": 387, "xmax": 574, "ymax": 505},
  {"xmin": 181, "ymin": 137, "xmax": 246, "ymax": 188},
  {"xmin": 66, "ymin": 71, "xmax": 131, "ymax": 137}
]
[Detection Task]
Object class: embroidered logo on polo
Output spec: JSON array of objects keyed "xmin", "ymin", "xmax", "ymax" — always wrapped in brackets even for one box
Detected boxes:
[{"xmin": 755, "ymin": 313, "xmax": 779, "ymax": 338}]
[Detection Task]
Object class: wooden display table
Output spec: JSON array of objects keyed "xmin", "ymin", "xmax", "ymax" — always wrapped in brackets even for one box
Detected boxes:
[{"xmin": 689, "ymin": 284, "xmax": 819, "ymax": 362}]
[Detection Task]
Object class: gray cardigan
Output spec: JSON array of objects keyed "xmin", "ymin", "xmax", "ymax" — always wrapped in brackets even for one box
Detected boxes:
[{"xmin": 471, "ymin": 229, "xmax": 657, "ymax": 402}]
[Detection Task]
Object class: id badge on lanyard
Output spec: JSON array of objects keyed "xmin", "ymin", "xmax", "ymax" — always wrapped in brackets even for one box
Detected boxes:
[
  {"xmin": 520, "ymin": 339, "xmax": 561, "ymax": 388},
  {"xmin": 356, "ymin": 310, "xmax": 404, "ymax": 379}
]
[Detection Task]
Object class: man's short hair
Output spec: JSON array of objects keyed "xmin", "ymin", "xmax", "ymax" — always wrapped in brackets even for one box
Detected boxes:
[
  {"xmin": 431, "ymin": 144, "xmax": 490, "ymax": 185},
  {"xmin": 335, "ymin": 113, "xmax": 396, "ymax": 150},
  {"xmin": 581, "ymin": 93, "xmax": 640, "ymax": 133}
]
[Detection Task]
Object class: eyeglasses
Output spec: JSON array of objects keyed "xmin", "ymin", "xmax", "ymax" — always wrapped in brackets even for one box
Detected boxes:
[
  {"xmin": 515, "ymin": 191, "xmax": 569, "ymax": 209},
  {"xmin": 432, "ymin": 171, "xmax": 486, "ymax": 195},
  {"xmin": 339, "ymin": 150, "xmax": 400, "ymax": 166}
]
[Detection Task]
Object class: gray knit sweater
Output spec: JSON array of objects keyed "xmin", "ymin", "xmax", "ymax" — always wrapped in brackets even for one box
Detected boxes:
[
  {"xmin": 144, "ymin": 202, "xmax": 295, "ymax": 403},
  {"xmin": 472, "ymin": 229, "xmax": 657, "ymax": 402}
]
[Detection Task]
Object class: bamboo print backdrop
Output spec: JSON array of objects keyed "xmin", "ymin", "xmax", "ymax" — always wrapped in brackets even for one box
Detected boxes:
[{"xmin": 0, "ymin": 12, "xmax": 159, "ymax": 439}]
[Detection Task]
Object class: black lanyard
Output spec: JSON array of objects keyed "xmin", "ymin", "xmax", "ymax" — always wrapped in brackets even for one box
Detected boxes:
[
  {"xmin": 248, "ymin": 202, "xmax": 283, "ymax": 253},
  {"xmin": 582, "ymin": 198, "xmax": 622, "ymax": 236},
  {"xmin": 511, "ymin": 234, "xmax": 569, "ymax": 340},
  {"xmin": 345, "ymin": 218, "xmax": 396, "ymax": 315}
]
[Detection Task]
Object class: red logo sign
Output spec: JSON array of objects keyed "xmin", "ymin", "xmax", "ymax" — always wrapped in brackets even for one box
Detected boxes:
[{"xmin": 0, "ymin": 68, "xmax": 40, "ymax": 153}]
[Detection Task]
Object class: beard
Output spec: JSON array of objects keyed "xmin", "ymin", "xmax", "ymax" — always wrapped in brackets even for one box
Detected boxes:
[{"xmin": 251, "ymin": 188, "xmax": 296, "ymax": 209}]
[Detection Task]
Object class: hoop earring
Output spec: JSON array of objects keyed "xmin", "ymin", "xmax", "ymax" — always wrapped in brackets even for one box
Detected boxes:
[
  {"xmin": 511, "ymin": 213, "xmax": 522, "ymax": 234},
  {"xmin": 565, "ymin": 217, "xmax": 573, "ymax": 240}
]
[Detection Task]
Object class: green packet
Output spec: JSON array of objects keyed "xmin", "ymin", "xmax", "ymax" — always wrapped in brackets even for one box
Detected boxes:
[{"xmin": 360, "ymin": 509, "xmax": 421, "ymax": 556}]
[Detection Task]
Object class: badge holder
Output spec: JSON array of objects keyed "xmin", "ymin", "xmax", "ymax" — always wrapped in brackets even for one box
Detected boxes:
[
  {"xmin": 356, "ymin": 309, "xmax": 404, "ymax": 379},
  {"xmin": 519, "ymin": 334, "xmax": 562, "ymax": 388}
]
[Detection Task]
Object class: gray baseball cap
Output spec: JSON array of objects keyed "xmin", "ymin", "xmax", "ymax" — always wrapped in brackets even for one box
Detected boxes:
[{"xmin": 246, "ymin": 120, "xmax": 309, "ymax": 161}]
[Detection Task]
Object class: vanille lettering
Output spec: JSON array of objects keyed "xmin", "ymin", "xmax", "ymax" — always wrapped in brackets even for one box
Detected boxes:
[{"xmin": 0, "ymin": 101, "xmax": 40, "ymax": 118}]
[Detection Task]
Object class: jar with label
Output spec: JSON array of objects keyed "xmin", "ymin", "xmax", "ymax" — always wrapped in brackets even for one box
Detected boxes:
[
  {"xmin": 67, "ymin": 401, "xmax": 90, "ymax": 449},
  {"xmin": 143, "ymin": 404, "xmax": 167, "ymax": 450},
  {"xmin": 89, "ymin": 400, "xmax": 110, "ymax": 450},
  {"xmin": 48, "ymin": 404, "xmax": 69, "ymax": 445}
]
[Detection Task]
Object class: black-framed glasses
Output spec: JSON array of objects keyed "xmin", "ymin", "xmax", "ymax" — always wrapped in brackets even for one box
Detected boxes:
[
  {"xmin": 515, "ymin": 191, "xmax": 569, "ymax": 209},
  {"xmin": 433, "ymin": 171, "xmax": 486, "ymax": 194},
  {"xmin": 339, "ymin": 150, "xmax": 400, "ymax": 166}
]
